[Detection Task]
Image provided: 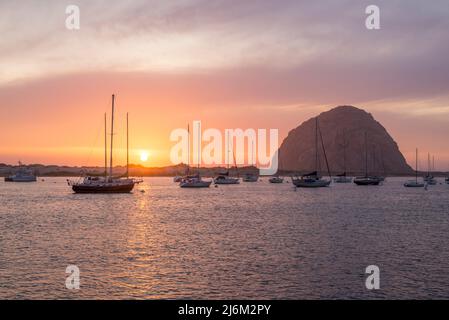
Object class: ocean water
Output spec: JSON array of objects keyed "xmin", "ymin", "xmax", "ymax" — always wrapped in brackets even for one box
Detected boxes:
[{"xmin": 0, "ymin": 177, "xmax": 448, "ymax": 299}]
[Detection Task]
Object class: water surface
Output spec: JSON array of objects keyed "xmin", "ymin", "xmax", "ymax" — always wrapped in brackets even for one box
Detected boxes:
[{"xmin": 1, "ymin": 177, "xmax": 448, "ymax": 299}]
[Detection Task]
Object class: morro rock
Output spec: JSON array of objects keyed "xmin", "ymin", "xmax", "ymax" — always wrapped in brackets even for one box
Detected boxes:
[{"xmin": 279, "ymin": 106, "xmax": 413, "ymax": 175}]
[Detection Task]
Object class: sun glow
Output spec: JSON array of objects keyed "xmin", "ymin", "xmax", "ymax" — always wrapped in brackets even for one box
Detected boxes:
[{"xmin": 140, "ymin": 151, "xmax": 149, "ymax": 162}]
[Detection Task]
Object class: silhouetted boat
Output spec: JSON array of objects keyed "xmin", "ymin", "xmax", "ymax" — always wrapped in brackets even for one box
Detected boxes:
[
  {"xmin": 214, "ymin": 132, "xmax": 240, "ymax": 185},
  {"xmin": 68, "ymin": 95, "xmax": 137, "ymax": 193},
  {"xmin": 242, "ymin": 173, "xmax": 258, "ymax": 182},
  {"xmin": 269, "ymin": 176, "xmax": 284, "ymax": 183},
  {"xmin": 242, "ymin": 141, "xmax": 258, "ymax": 182},
  {"xmin": 292, "ymin": 118, "xmax": 331, "ymax": 188},
  {"xmin": 423, "ymin": 153, "xmax": 437, "ymax": 185},
  {"xmin": 333, "ymin": 130, "xmax": 352, "ymax": 183},
  {"xmin": 354, "ymin": 132, "xmax": 382, "ymax": 186},
  {"xmin": 404, "ymin": 148, "xmax": 424, "ymax": 188}
]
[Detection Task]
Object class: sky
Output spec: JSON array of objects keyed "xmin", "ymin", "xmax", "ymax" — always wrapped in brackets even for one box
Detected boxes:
[{"xmin": 1, "ymin": 0, "xmax": 449, "ymax": 169}]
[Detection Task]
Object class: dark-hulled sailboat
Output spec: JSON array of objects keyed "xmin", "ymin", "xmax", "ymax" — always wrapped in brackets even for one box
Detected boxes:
[
  {"xmin": 68, "ymin": 94, "xmax": 137, "ymax": 193},
  {"xmin": 292, "ymin": 118, "xmax": 331, "ymax": 188}
]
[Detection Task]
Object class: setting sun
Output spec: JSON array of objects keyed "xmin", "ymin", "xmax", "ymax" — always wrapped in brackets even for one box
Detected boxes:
[{"xmin": 140, "ymin": 151, "xmax": 149, "ymax": 162}]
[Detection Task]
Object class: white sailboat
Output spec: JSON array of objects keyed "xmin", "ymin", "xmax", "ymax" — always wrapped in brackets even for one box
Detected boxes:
[
  {"xmin": 423, "ymin": 153, "xmax": 437, "ymax": 185},
  {"xmin": 292, "ymin": 118, "xmax": 331, "ymax": 188},
  {"xmin": 404, "ymin": 148, "xmax": 425, "ymax": 187},
  {"xmin": 179, "ymin": 123, "xmax": 212, "ymax": 188},
  {"xmin": 214, "ymin": 132, "xmax": 240, "ymax": 185},
  {"xmin": 4, "ymin": 162, "xmax": 37, "ymax": 182},
  {"xmin": 354, "ymin": 132, "xmax": 382, "ymax": 186}
]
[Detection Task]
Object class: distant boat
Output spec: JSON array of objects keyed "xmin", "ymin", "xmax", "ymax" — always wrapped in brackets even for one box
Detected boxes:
[
  {"xmin": 333, "ymin": 172, "xmax": 352, "ymax": 183},
  {"xmin": 242, "ymin": 173, "xmax": 258, "ymax": 182},
  {"xmin": 179, "ymin": 174, "xmax": 212, "ymax": 188},
  {"xmin": 214, "ymin": 131, "xmax": 240, "ymax": 185},
  {"xmin": 179, "ymin": 123, "xmax": 212, "ymax": 188},
  {"xmin": 4, "ymin": 162, "xmax": 37, "ymax": 182},
  {"xmin": 423, "ymin": 153, "xmax": 437, "ymax": 185},
  {"xmin": 68, "ymin": 95, "xmax": 137, "ymax": 193},
  {"xmin": 333, "ymin": 130, "xmax": 352, "ymax": 183},
  {"xmin": 242, "ymin": 141, "xmax": 259, "ymax": 182},
  {"xmin": 269, "ymin": 176, "xmax": 284, "ymax": 183},
  {"xmin": 292, "ymin": 118, "xmax": 331, "ymax": 188},
  {"xmin": 354, "ymin": 132, "xmax": 382, "ymax": 186},
  {"xmin": 173, "ymin": 176, "xmax": 183, "ymax": 183},
  {"xmin": 214, "ymin": 171, "xmax": 240, "ymax": 184},
  {"xmin": 404, "ymin": 148, "xmax": 424, "ymax": 188},
  {"xmin": 445, "ymin": 177, "xmax": 449, "ymax": 184}
]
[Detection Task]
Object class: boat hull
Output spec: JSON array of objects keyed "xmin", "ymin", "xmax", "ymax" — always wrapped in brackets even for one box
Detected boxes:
[
  {"xmin": 404, "ymin": 182, "xmax": 424, "ymax": 188},
  {"xmin": 72, "ymin": 183, "xmax": 135, "ymax": 193},
  {"xmin": 180, "ymin": 181, "xmax": 212, "ymax": 188},
  {"xmin": 214, "ymin": 178, "xmax": 240, "ymax": 185},
  {"xmin": 242, "ymin": 177, "xmax": 258, "ymax": 182},
  {"xmin": 353, "ymin": 177, "xmax": 381, "ymax": 186},
  {"xmin": 292, "ymin": 179, "xmax": 331, "ymax": 188}
]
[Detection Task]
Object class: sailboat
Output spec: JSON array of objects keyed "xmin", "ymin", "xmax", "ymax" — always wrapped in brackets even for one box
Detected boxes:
[
  {"xmin": 214, "ymin": 132, "xmax": 240, "ymax": 185},
  {"xmin": 4, "ymin": 162, "xmax": 37, "ymax": 182},
  {"xmin": 333, "ymin": 129, "xmax": 352, "ymax": 183},
  {"xmin": 269, "ymin": 148, "xmax": 284, "ymax": 183},
  {"xmin": 179, "ymin": 123, "xmax": 212, "ymax": 188},
  {"xmin": 242, "ymin": 141, "xmax": 259, "ymax": 182},
  {"xmin": 292, "ymin": 118, "xmax": 331, "ymax": 188},
  {"xmin": 354, "ymin": 132, "xmax": 382, "ymax": 186},
  {"xmin": 423, "ymin": 153, "xmax": 437, "ymax": 185},
  {"xmin": 404, "ymin": 148, "xmax": 425, "ymax": 187},
  {"xmin": 68, "ymin": 95, "xmax": 137, "ymax": 193}
]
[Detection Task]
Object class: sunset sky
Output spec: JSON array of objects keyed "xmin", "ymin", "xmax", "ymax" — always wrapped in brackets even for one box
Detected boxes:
[{"xmin": 1, "ymin": 0, "xmax": 449, "ymax": 169}]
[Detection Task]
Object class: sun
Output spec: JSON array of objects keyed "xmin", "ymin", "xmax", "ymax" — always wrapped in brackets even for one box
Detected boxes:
[{"xmin": 140, "ymin": 151, "xmax": 149, "ymax": 162}]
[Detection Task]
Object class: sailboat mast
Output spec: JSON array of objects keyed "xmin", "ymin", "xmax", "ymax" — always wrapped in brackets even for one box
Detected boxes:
[
  {"xmin": 315, "ymin": 118, "xmax": 318, "ymax": 172},
  {"xmin": 126, "ymin": 112, "xmax": 129, "ymax": 179},
  {"xmin": 104, "ymin": 113, "xmax": 107, "ymax": 179},
  {"xmin": 343, "ymin": 130, "xmax": 347, "ymax": 174},
  {"xmin": 227, "ymin": 131, "xmax": 230, "ymax": 170},
  {"xmin": 365, "ymin": 132, "xmax": 368, "ymax": 177},
  {"xmin": 197, "ymin": 122, "xmax": 200, "ymax": 171},
  {"xmin": 187, "ymin": 124, "xmax": 190, "ymax": 174},
  {"xmin": 415, "ymin": 148, "xmax": 418, "ymax": 183},
  {"xmin": 109, "ymin": 94, "xmax": 115, "ymax": 180}
]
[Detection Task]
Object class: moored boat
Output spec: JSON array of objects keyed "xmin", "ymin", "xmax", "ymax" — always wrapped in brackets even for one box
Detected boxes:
[
  {"xmin": 4, "ymin": 163, "xmax": 37, "ymax": 182},
  {"xmin": 354, "ymin": 132, "xmax": 382, "ymax": 186},
  {"xmin": 269, "ymin": 176, "xmax": 284, "ymax": 183},
  {"xmin": 68, "ymin": 95, "xmax": 137, "ymax": 193},
  {"xmin": 404, "ymin": 148, "xmax": 424, "ymax": 188},
  {"xmin": 291, "ymin": 118, "xmax": 331, "ymax": 188}
]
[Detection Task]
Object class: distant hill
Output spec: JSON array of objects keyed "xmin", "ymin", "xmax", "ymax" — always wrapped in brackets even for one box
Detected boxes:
[{"xmin": 279, "ymin": 106, "xmax": 413, "ymax": 175}]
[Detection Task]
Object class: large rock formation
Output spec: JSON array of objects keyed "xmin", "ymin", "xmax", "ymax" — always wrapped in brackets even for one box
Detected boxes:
[{"xmin": 279, "ymin": 106, "xmax": 413, "ymax": 175}]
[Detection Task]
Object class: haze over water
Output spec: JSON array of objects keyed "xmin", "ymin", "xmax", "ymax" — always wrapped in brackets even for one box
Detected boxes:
[{"xmin": 1, "ymin": 177, "xmax": 448, "ymax": 299}]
